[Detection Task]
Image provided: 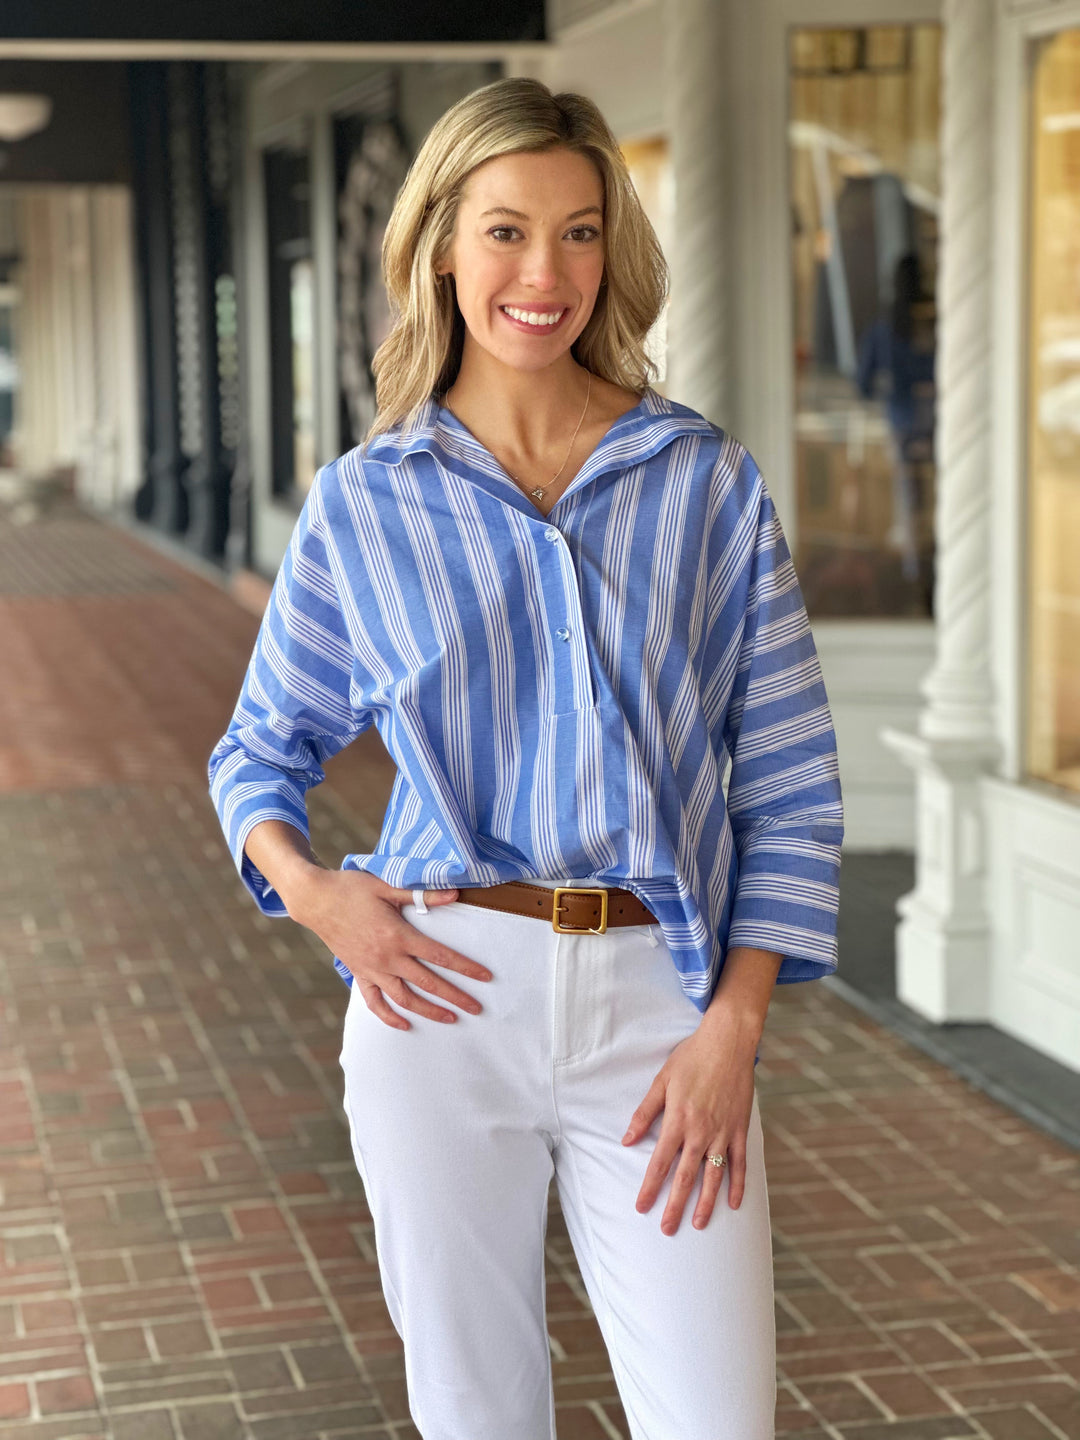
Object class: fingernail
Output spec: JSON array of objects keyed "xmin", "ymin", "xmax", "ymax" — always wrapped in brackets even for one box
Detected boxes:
[{"xmin": 622, "ymin": 1129, "xmax": 633, "ymax": 1143}]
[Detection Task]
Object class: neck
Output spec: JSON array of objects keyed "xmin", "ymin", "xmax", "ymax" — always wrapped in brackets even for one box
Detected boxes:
[{"xmin": 445, "ymin": 343, "xmax": 591, "ymax": 460}]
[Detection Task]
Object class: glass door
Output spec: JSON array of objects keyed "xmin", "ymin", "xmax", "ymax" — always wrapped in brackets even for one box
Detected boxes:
[
  {"xmin": 1026, "ymin": 29, "xmax": 1080, "ymax": 795},
  {"xmin": 788, "ymin": 23, "xmax": 942, "ymax": 618}
]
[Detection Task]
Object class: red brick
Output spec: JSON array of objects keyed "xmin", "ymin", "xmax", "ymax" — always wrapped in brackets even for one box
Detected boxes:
[
  {"xmin": 230, "ymin": 1206, "xmax": 288, "ymax": 1236},
  {"xmin": 973, "ymin": 1408, "xmax": 1067, "ymax": 1439},
  {"xmin": 151, "ymin": 1318, "xmax": 214, "ymax": 1357},
  {"xmin": 201, "ymin": 1277, "xmax": 261, "ymax": 1312},
  {"xmin": 2, "ymin": 514, "xmax": 1079, "ymax": 1440},
  {"xmin": 277, "ymin": 1171, "xmax": 329, "ymax": 1197},
  {"xmin": 863, "ymin": 1372, "xmax": 953, "ymax": 1417},
  {"xmin": 786, "ymin": 1379, "xmax": 887, "ymax": 1424},
  {"xmin": 36, "ymin": 1373, "xmax": 97, "ymax": 1414},
  {"xmin": 1015, "ymin": 1268, "xmax": 1080, "ymax": 1311},
  {"xmin": 22, "ymin": 1297, "xmax": 78, "ymax": 1332},
  {"xmin": 260, "ymin": 1270, "xmax": 319, "ymax": 1303},
  {"xmin": 91, "ymin": 1326, "xmax": 151, "ymax": 1363},
  {"xmin": 0, "ymin": 1384, "xmax": 30, "ymax": 1419}
]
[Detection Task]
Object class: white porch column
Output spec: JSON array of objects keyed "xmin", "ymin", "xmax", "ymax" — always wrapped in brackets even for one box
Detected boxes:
[
  {"xmin": 663, "ymin": 0, "xmax": 733, "ymax": 426},
  {"xmin": 881, "ymin": 0, "xmax": 1000, "ymax": 1022}
]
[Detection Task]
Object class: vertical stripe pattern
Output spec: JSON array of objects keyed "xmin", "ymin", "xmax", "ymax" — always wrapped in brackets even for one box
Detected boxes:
[{"xmin": 208, "ymin": 389, "xmax": 844, "ymax": 1011}]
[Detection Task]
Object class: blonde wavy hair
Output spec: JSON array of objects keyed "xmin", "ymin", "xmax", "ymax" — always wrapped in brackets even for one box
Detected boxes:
[{"xmin": 364, "ymin": 75, "xmax": 668, "ymax": 446}]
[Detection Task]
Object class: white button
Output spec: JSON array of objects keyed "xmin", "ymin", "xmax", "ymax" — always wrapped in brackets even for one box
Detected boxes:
[
  {"xmin": 544, "ymin": 525, "xmax": 559, "ymax": 542},
  {"xmin": 555, "ymin": 627, "xmax": 570, "ymax": 641}
]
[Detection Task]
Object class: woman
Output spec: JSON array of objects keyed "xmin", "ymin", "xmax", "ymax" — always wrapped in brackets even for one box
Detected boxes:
[{"xmin": 209, "ymin": 77, "xmax": 843, "ymax": 1440}]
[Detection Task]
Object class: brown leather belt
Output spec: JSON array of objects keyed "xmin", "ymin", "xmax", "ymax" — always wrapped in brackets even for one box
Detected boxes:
[{"xmin": 455, "ymin": 880, "xmax": 656, "ymax": 935}]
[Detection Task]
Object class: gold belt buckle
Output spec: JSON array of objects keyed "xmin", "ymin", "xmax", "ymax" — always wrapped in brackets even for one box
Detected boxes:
[{"xmin": 552, "ymin": 886, "xmax": 608, "ymax": 935}]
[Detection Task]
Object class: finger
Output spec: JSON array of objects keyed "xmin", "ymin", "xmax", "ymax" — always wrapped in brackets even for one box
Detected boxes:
[
  {"xmin": 404, "ymin": 929, "xmax": 493, "ymax": 985},
  {"xmin": 381, "ymin": 970, "xmax": 467, "ymax": 1025},
  {"xmin": 423, "ymin": 888, "xmax": 461, "ymax": 907},
  {"xmin": 634, "ymin": 1128, "xmax": 682, "ymax": 1213},
  {"xmin": 622, "ymin": 1076, "xmax": 666, "ymax": 1145},
  {"xmin": 396, "ymin": 954, "xmax": 484, "ymax": 1018},
  {"xmin": 358, "ymin": 981, "xmax": 411, "ymax": 1031},
  {"xmin": 377, "ymin": 879, "xmax": 460, "ymax": 909},
  {"xmin": 693, "ymin": 1148, "xmax": 728, "ymax": 1229},
  {"xmin": 660, "ymin": 1152, "xmax": 705, "ymax": 1235}
]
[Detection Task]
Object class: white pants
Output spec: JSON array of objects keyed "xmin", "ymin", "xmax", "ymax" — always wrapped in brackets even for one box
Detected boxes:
[{"xmin": 338, "ymin": 880, "xmax": 777, "ymax": 1440}]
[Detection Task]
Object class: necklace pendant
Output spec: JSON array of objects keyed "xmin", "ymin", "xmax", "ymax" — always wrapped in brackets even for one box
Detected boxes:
[{"xmin": 530, "ymin": 487, "xmax": 546, "ymax": 500}]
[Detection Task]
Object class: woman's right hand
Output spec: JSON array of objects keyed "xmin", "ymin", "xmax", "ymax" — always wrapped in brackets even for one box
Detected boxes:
[{"xmin": 292, "ymin": 868, "xmax": 492, "ymax": 1031}]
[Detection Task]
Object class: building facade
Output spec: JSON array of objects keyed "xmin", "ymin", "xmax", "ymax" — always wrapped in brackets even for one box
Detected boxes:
[
  {"xmin": 0, "ymin": 0, "xmax": 1076, "ymax": 1069},
  {"xmin": 508, "ymin": 0, "xmax": 1078, "ymax": 1075}
]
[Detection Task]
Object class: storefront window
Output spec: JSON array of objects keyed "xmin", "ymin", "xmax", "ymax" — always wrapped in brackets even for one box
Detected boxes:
[
  {"xmin": 1026, "ymin": 31, "xmax": 1080, "ymax": 795},
  {"xmin": 788, "ymin": 25, "xmax": 941, "ymax": 618},
  {"xmin": 264, "ymin": 135, "xmax": 316, "ymax": 500}
]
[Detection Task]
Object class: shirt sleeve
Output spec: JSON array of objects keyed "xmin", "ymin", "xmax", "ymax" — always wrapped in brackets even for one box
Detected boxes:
[
  {"xmin": 207, "ymin": 463, "xmax": 374, "ymax": 915},
  {"xmin": 717, "ymin": 449, "xmax": 845, "ymax": 982}
]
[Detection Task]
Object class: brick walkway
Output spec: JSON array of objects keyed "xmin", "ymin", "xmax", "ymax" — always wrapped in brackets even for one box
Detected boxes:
[{"xmin": 1, "ymin": 501, "xmax": 1078, "ymax": 1440}]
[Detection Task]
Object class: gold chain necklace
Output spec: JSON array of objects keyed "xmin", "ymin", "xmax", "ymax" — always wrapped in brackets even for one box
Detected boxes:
[{"xmin": 444, "ymin": 372, "xmax": 592, "ymax": 502}]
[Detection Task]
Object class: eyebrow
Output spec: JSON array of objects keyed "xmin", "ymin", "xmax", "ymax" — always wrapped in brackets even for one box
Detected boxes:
[{"xmin": 478, "ymin": 205, "xmax": 602, "ymax": 221}]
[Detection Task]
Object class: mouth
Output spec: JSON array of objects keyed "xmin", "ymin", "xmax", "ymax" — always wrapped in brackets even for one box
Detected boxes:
[{"xmin": 499, "ymin": 304, "xmax": 570, "ymax": 334}]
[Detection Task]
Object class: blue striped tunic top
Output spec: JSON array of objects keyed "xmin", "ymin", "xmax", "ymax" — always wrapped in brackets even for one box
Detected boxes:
[{"xmin": 208, "ymin": 387, "xmax": 844, "ymax": 1010}]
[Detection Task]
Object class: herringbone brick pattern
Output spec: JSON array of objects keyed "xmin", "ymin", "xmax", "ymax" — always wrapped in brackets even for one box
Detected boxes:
[{"xmin": 0, "ymin": 503, "xmax": 1077, "ymax": 1439}]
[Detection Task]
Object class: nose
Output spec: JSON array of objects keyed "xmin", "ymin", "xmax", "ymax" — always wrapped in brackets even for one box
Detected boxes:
[{"xmin": 517, "ymin": 236, "xmax": 563, "ymax": 293}]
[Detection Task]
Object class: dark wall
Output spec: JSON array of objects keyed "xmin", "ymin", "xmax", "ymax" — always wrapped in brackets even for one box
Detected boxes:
[
  {"xmin": 0, "ymin": 1, "xmax": 545, "ymax": 43},
  {"xmin": 0, "ymin": 62, "xmax": 130, "ymax": 183}
]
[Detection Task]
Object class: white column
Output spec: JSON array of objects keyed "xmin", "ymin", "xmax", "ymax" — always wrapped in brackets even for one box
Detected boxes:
[
  {"xmin": 89, "ymin": 187, "xmax": 141, "ymax": 510},
  {"xmin": 881, "ymin": 0, "xmax": 1000, "ymax": 1022},
  {"xmin": 67, "ymin": 188, "xmax": 100, "ymax": 507},
  {"xmin": 663, "ymin": 0, "xmax": 733, "ymax": 426}
]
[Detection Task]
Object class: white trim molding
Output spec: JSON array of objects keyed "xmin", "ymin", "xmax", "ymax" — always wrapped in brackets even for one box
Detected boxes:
[
  {"xmin": 817, "ymin": 620, "xmax": 936, "ymax": 851},
  {"xmin": 663, "ymin": 0, "xmax": 734, "ymax": 428},
  {"xmin": 984, "ymin": 777, "xmax": 1080, "ymax": 1071},
  {"xmin": 882, "ymin": 726, "xmax": 1000, "ymax": 1018},
  {"xmin": 881, "ymin": 0, "xmax": 1003, "ymax": 1022}
]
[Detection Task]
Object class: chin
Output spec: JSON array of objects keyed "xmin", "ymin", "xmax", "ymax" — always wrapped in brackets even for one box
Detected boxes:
[
  {"xmin": 501, "ymin": 346, "xmax": 575, "ymax": 372},
  {"xmin": 466, "ymin": 329, "xmax": 580, "ymax": 374}
]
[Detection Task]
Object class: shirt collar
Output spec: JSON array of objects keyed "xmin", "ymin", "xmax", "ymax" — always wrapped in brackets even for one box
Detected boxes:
[{"xmin": 360, "ymin": 385, "xmax": 717, "ymax": 498}]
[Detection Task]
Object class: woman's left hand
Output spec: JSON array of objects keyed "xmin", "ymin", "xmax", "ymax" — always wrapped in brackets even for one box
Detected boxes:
[{"xmin": 621, "ymin": 1011, "xmax": 758, "ymax": 1234}]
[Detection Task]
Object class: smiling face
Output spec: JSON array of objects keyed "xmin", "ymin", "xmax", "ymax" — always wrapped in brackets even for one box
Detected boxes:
[{"xmin": 435, "ymin": 146, "xmax": 606, "ymax": 374}]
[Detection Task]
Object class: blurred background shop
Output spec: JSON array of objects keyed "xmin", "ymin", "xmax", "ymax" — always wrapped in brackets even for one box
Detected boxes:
[{"xmin": 0, "ymin": 0, "xmax": 1076, "ymax": 1079}]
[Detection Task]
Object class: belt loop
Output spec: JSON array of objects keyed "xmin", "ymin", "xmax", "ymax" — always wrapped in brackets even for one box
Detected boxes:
[{"xmin": 411, "ymin": 888, "xmax": 429, "ymax": 914}]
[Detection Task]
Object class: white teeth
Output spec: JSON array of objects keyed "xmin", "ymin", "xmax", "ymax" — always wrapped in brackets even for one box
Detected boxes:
[{"xmin": 502, "ymin": 306, "xmax": 563, "ymax": 327}]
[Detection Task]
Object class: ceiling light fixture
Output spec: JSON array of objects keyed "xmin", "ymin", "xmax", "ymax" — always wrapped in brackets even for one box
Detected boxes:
[{"xmin": 0, "ymin": 94, "xmax": 53, "ymax": 143}]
